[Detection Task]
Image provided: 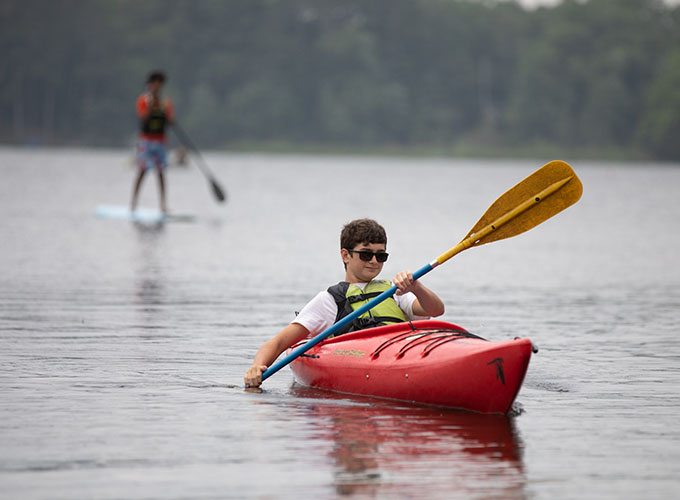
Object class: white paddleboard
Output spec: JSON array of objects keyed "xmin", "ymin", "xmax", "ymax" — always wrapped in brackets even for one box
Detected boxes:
[{"xmin": 95, "ymin": 205, "xmax": 195, "ymax": 223}]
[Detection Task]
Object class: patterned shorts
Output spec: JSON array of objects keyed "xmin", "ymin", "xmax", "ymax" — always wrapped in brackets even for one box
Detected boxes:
[{"xmin": 137, "ymin": 138, "xmax": 168, "ymax": 171}]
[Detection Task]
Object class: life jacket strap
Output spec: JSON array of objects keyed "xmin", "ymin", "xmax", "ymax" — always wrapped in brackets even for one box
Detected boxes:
[{"xmin": 346, "ymin": 291, "xmax": 382, "ymax": 304}]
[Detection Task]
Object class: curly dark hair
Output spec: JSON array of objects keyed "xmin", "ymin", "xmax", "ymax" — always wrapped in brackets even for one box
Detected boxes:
[
  {"xmin": 146, "ymin": 70, "xmax": 167, "ymax": 84},
  {"xmin": 340, "ymin": 218, "xmax": 387, "ymax": 250}
]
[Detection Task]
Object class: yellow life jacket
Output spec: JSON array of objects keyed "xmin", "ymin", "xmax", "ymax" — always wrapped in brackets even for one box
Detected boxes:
[{"xmin": 327, "ymin": 279, "xmax": 407, "ymax": 336}]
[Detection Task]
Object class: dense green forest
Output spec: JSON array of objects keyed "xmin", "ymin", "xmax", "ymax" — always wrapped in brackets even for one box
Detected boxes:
[{"xmin": 1, "ymin": 0, "xmax": 679, "ymax": 160}]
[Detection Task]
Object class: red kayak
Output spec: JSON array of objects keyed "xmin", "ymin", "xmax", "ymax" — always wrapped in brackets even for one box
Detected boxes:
[{"xmin": 289, "ymin": 320, "xmax": 534, "ymax": 414}]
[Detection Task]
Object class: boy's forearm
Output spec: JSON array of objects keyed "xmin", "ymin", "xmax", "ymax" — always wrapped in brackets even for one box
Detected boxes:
[
  {"xmin": 251, "ymin": 340, "xmax": 281, "ymax": 369},
  {"xmin": 412, "ymin": 284, "xmax": 445, "ymax": 317},
  {"xmin": 249, "ymin": 323, "xmax": 310, "ymax": 369}
]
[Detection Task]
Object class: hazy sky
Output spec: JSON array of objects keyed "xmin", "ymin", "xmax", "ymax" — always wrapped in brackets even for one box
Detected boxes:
[{"xmin": 511, "ymin": 0, "xmax": 680, "ymax": 8}]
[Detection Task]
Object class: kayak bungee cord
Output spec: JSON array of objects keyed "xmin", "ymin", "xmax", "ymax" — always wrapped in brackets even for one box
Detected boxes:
[
  {"xmin": 396, "ymin": 329, "xmax": 487, "ymax": 358},
  {"xmin": 370, "ymin": 328, "xmax": 485, "ymax": 359}
]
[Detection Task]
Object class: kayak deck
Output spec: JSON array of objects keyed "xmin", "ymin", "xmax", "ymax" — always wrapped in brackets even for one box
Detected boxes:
[{"xmin": 289, "ymin": 320, "xmax": 534, "ymax": 414}]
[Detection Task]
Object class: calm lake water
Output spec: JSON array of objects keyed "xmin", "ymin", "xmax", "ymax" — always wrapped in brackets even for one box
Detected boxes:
[{"xmin": 1, "ymin": 147, "xmax": 679, "ymax": 499}]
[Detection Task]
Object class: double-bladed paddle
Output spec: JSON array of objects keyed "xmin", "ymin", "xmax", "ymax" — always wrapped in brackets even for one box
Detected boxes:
[
  {"xmin": 261, "ymin": 160, "xmax": 583, "ymax": 382},
  {"xmin": 171, "ymin": 122, "xmax": 227, "ymax": 203}
]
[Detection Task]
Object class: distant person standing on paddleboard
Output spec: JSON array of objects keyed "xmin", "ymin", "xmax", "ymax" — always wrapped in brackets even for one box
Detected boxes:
[{"xmin": 131, "ymin": 70, "xmax": 175, "ymax": 214}]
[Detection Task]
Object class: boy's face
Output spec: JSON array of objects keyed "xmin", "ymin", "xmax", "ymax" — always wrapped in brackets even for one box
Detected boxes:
[
  {"xmin": 342, "ymin": 242, "xmax": 387, "ymax": 283},
  {"xmin": 147, "ymin": 80, "xmax": 163, "ymax": 95}
]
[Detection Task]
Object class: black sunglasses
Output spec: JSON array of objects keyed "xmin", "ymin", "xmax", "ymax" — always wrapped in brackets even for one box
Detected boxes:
[{"xmin": 347, "ymin": 249, "xmax": 389, "ymax": 263}]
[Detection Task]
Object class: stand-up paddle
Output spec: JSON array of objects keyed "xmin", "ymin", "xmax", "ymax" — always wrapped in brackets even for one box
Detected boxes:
[
  {"xmin": 172, "ymin": 123, "xmax": 227, "ymax": 203},
  {"xmin": 260, "ymin": 160, "xmax": 583, "ymax": 383}
]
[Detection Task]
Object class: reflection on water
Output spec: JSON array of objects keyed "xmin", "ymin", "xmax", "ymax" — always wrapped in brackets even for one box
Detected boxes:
[
  {"xmin": 289, "ymin": 385, "xmax": 525, "ymax": 499},
  {"xmin": 133, "ymin": 222, "xmax": 166, "ymax": 307}
]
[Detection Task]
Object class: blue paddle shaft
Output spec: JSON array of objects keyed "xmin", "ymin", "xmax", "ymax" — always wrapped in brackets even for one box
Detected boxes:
[{"xmin": 261, "ymin": 262, "xmax": 435, "ymax": 382}]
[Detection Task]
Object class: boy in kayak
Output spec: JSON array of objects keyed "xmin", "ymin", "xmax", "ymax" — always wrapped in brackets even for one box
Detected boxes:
[
  {"xmin": 244, "ymin": 218, "xmax": 445, "ymax": 388},
  {"xmin": 131, "ymin": 70, "xmax": 175, "ymax": 214}
]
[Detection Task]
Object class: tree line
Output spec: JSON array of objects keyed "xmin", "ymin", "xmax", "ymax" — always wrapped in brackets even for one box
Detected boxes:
[{"xmin": 1, "ymin": 0, "xmax": 679, "ymax": 160}]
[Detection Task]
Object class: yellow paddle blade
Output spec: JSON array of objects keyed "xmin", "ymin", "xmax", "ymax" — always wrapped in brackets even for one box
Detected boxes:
[
  {"xmin": 435, "ymin": 161, "xmax": 582, "ymax": 265},
  {"xmin": 466, "ymin": 160, "xmax": 582, "ymax": 245}
]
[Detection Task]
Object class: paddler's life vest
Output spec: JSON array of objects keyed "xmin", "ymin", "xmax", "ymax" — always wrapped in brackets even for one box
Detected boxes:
[
  {"xmin": 141, "ymin": 104, "xmax": 168, "ymax": 136},
  {"xmin": 327, "ymin": 280, "xmax": 407, "ymax": 336}
]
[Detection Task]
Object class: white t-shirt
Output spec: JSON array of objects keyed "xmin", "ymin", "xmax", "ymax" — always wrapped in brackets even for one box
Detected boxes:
[{"xmin": 293, "ymin": 282, "xmax": 427, "ymax": 336}]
